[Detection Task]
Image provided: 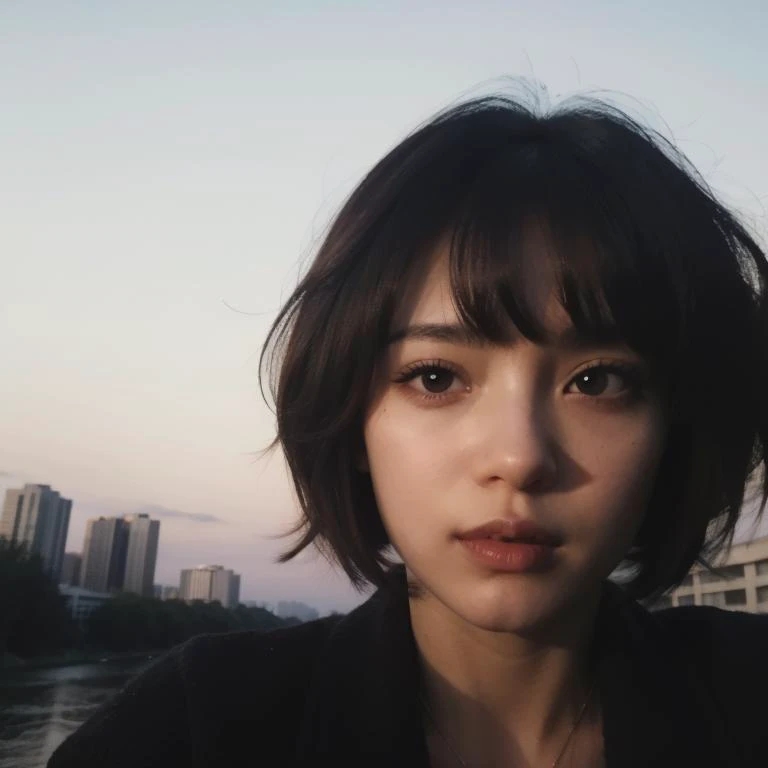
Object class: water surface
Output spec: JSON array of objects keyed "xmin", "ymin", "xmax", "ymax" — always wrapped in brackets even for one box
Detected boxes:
[{"xmin": 0, "ymin": 657, "xmax": 153, "ymax": 768}]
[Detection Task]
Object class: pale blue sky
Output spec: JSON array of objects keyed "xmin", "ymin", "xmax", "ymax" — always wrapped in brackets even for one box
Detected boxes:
[{"xmin": 1, "ymin": 1, "xmax": 766, "ymax": 612}]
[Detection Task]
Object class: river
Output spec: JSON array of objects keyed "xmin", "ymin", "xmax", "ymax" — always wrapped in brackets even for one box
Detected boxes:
[{"xmin": 0, "ymin": 657, "xmax": 154, "ymax": 768}]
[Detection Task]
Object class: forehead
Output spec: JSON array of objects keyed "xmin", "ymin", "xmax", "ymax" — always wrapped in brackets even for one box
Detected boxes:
[{"xmin": 391, "ymin": 230, "xmax": 571, "ymax": 338}]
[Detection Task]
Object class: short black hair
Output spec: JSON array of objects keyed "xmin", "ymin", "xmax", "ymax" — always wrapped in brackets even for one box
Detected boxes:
[{"xmin": 259, "ymin": 90, "xmax": 768, "ymax": 601}]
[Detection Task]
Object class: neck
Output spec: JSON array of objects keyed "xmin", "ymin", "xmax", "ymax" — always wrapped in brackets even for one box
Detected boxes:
[{"xmin": 409, "ymin": 586, "xmax": 603, "ymax": 767}]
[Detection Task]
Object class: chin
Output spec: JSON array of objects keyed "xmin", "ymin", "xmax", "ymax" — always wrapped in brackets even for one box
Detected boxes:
[
  {"xmin": 445, "ymin": 578, "xmax": 570, "ymax": 635},
  {"xmin": 468, "ymin": 603, "xmax": 558, "ymax": 636}
]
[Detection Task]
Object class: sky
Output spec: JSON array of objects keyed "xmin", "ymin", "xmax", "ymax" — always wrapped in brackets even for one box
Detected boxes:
[{"xmin": 1, "ymin": 1, "xmax": 767, "ymax": 614}]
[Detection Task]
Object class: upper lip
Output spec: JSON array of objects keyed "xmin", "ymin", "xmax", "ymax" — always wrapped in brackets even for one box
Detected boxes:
[{"xmin": 457, "ymin": 519, "xmax": 561, "ymax": 546}]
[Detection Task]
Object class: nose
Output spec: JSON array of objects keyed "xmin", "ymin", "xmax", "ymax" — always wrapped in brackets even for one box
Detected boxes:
[{"xmin": 469, "ymin": 394, "xmax": 557, "ymax": 493}]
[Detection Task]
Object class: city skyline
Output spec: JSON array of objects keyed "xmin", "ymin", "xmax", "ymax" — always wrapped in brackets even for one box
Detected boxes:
[{"xmin": 1, "ymin": 2, "xmax": 766, "ymax": 615}]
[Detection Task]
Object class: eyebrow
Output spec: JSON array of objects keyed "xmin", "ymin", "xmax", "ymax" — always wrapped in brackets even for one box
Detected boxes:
[
  {"xmin": 386, "ymin": 322, "xmax": 624, "ymax": 350},
  {"xmin": 387, "ymin": 323, "xmax": 488, "ymax": 347}
]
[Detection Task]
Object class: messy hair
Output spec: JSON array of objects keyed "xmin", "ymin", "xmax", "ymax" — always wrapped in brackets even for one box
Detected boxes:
[{"xmin": 259, "ymin": 90, "xmax": 768, "ymax": 601}]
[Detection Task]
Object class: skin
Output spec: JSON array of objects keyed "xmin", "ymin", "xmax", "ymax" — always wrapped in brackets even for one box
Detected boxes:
[{"xmin": 361, "ymin": 236, "xmax": 668, "ymax": 767}]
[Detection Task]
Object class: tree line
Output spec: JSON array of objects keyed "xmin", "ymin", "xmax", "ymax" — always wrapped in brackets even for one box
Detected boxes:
[{"xmin": 0, "ymin": 538, "xmax": 303, "ymax": 660}]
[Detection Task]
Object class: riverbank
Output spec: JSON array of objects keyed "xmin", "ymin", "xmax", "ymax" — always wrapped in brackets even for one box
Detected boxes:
[{"xmin": 1, "ymin": 648, "xmax": 165, "ymax": 671}]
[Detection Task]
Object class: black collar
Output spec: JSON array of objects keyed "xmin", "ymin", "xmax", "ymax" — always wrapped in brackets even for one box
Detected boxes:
[{"xmin": 295, "ymin": 570, "xmax": 742, "ymax": 767}]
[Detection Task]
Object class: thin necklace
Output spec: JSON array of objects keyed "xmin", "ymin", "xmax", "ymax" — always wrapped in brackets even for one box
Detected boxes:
[{"xmin": 420, "ymin": 679, "xmax": 597, "ymax": 768}]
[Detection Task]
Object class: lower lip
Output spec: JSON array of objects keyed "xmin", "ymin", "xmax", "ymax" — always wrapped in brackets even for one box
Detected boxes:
[{"xmin": 459, "ymin": 538, "xmax": 557, "ymax": 572}]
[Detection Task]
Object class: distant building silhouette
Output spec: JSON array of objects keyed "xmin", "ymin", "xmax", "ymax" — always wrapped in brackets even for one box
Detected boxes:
[
  {"xmin": 59, "ymin": 585, "xmax": 112, "ymax": 624},
  {"xmin": 656, "ymin": 536, "xmax": 768, "ymax": 612},
  {"xmin": 179, "ymin": 565, "xmax": 241, "ymax": 608},
  {"xmin": 0, "ymin": 484, "xmax": 72, "ymax": 580},
  {"xmin": 122, "ymin": 514, "xmax": 160, "ymax": 597},
  {"xmin": 243, "ymin": 600, "xmax": 273, "ymax": 611},
  {"xmin": 80, "ymin": 517, "xmax": 129, "ymax": 593},
  {"xmin": 277, "ymin": 601, "xmax": 319, "ymax": 622},
  {"xmin": 60, "ymin": 552, "xmax": 82, "ymax": 587},
  {"xmin": 160, "ymin": 585, "xmax": 180, "ymax": 601}
]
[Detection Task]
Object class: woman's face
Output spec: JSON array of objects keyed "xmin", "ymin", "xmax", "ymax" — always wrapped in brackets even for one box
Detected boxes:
[{"xmin": 362, "ymin": 239, "xmax": 668, "ymax": 634}]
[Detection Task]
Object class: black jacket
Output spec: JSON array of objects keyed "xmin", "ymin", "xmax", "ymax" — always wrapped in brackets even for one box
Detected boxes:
[{"xmin": 48, "ymin": 572, "xmax": 768, "ymax": 767}]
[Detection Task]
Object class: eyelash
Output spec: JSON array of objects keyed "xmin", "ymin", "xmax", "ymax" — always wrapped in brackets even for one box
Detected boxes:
[
  {"xmin": 392, "ymin": 358, "xmax": 646, "ymax": 404},
  {"xmin": 392, "ymin": 359, "xmax": 465, "ymax": 402}
]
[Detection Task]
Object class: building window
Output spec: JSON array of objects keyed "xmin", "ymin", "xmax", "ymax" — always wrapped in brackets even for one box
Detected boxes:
[
  {"xmin": 757, "ymin": 585, "xmax": 768, "ymax": 604},
  {"xmin": 677, "ymin": 594, "xmax": 695, "ymax": 606},
  {"xmin": 701, "ymin": 589, "xmax": 747, "ymax": 608},
  {"xmin": 699, "ymin": 564, "xmax": 745, "ymax": 584},
  {"xmin": 725, "ymin": 589, "xmax": 747, "ymax": 606},
  {"xmin": 756, "ymin": 560, "xmax": 768, "ymax": 576}
]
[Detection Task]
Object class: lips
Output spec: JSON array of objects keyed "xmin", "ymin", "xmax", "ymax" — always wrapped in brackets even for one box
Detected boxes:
[{"xmin": 456, "ymin": 518, "xmax": 561, "ymax": 547}]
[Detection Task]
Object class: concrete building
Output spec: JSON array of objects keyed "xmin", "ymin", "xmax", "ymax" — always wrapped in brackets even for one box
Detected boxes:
[
  {"xmin": 658, "ymin": 536, "xmax": 768, "ymax": 613},
  {"xmin": 0, "ymin": 484, "xmax": 72, "ymax": 580},
  {"xmin": 60, "ymin": 552, "xmax": 82, "ymax": 587},
  {"xmin": 179, "ymin": 565, "xmax": 241, "ymax": 608},
  {"xmin": 80, "ymin": 517, "xmax": 129, "ymax": 593},
  {"xmin": 122, "ymin": 514, "xmax": 160, "ymax": 598}
]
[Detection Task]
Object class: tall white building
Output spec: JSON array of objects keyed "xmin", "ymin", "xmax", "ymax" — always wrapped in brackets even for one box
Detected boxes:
[
  {"xmin": 122, "ymin": 514, "xmax": 160, "ymax": 598},
  {"xmin": 179, "ymin": 565, "xmax": 241, "ymax": 608},
  {"xmin": 0, "ymin": 484, "xmax": 72, "ymax": 580}
]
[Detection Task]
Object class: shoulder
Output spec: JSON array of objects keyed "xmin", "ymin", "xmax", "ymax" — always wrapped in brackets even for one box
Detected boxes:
[
  {"xmin": 175, "ymin": 615, "xmax": 341, "ymax": 703},
  {"xmin": 178, "ymin": 613, "xmax": 340, "ymax": 674},
  {"xmin": 652, "ymin": 606, "xmax": 768, "ymax": 737},
  {"xmin": 48, "ymin": 617, "xmax": 342, "ymax": 768},
  {"xmin": 651, "ymin": 605, "xmax": 768, "ymax": 675},
  {"xmin": 652, "ymin": 604, "xmax": 768, "ymax": 653}
]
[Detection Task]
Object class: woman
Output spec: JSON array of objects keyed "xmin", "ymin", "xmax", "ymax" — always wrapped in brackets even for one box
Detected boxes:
[{"xmin": 50, "ymin": 90, "xmax": 768, "ymax": 767}]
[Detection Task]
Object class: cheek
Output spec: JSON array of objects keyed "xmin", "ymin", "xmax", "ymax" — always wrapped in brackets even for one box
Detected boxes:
[
  {"xmin": 363, "ymin": 404, "xmax": 453, "ymax": 536},
  {"xmin": 569, "ymin": 414, "xmax": 668, "ymax": 555},
  {"xmin": 365, "ymin": 396, "xmax": 448, "ymax": 475}
]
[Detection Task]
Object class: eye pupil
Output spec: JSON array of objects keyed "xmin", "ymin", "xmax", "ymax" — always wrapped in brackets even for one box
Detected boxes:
[
  {"xmin": 422, "ymin": 370, "xmax": 452, "ymax": 394},
  {"xmin": 577, "ymin": 369, "xmax": 608, "ymax": 396}
]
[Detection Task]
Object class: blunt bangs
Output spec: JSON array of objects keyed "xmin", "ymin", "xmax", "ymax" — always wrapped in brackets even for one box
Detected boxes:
[{"xmin": 260, "ymin": 92, "xmax": 768, "ymax": 598}]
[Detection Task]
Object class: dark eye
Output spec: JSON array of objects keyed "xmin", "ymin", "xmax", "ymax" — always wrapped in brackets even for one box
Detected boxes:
[
  {"xmin": 419, "ymin": 368, "xmax": 455, "ymax": 394},
  {"xmin": 567, "ymin": 367, "xmax": 631, "ymax": 397},
  {"xmin": 393, "ymin": 360, "xmax": 465, "ymax": 401}
]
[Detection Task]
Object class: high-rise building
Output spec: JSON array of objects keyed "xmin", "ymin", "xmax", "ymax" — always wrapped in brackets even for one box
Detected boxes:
[
  {"xmin": 78, "ymin": 513, "xmax": 160, "ymax": 597},
  {"xmin": 0, "ymin": 484, "xmax": 72, "ymax": 580},
  {"xmin": 122, "ymin": 514, "xmax": 160, "ymax": 597},
  {"xmin": 80, "ymin": 517, "xmax": 129, "ymax": 593},
  {"xmin": 60, "ymin": 552, "xmax": 82, "ymax": 587},
  {"xmin": 179, "ymin": 565, "xmax": 241, "ymax": 608}
]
